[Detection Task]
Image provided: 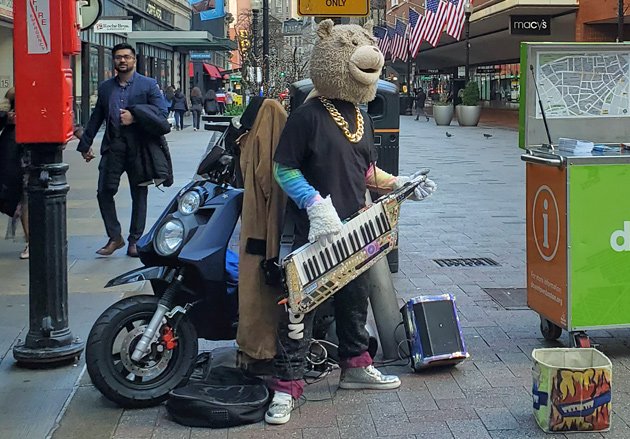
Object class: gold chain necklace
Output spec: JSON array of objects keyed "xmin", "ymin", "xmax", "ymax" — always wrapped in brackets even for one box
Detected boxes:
[{"xmin": 319, "ymin": 97, "xmax": 364, "ymax": 143}]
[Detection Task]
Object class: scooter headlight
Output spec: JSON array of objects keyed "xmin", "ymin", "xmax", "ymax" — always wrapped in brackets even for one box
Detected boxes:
[
  {"xmin": 154, "ymin": 219, "xmax": 184, "ymax": 256},
  {"xmin": 178, "ymin": 190, "xmax": 202, "ymax": 215}
]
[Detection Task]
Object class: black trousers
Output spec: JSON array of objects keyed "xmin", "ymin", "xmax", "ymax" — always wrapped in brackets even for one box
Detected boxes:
[
  {"xmin": 97, "ymin": 140, "xmax": 147, "ymax": 242},
  {"xmin": 192, "ymin": 109, "xmax": 202, "ymax": 129},
  {"xmin": 273, "ymin": 271, "xmax": 371, "ymax": 380}
]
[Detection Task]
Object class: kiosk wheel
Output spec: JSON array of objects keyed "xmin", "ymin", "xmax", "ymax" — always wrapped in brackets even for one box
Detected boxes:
[
  {"xmin": 539, "ymin": 316, "xmax": 562, "ymax": 341},
  {"xmin": 570, "ymin": 332, "xmax": 591, "ymax": 348}
]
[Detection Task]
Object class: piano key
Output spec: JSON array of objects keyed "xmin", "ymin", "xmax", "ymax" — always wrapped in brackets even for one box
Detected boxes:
[
  {"xmin": 302, "ymin": 261, "xmax": 313, "ymax": 282},
  {"xmin": 342, "ymin": 237, "xmax": 350, "ymax": 257},
  {"xmin": 369, "ymin": 219, "xmax": 378, "ymax": 239},
  {"xmin": 380, "ymin": 212, "xmax": 389, "ymax": 230},
  {"xmin": 375, "ymin": 215, "xmax": 384, "ymax": 234},
  {"xmin": 360, "ymin": 224, "xmax": 369, "ymax": 244},
  {"xmin": 353, "ymin": 230, "xmax": 361, "ymax": 248},
  {"xmin": 313, "ymin": 257, "xmax": 322, "ymax": 276},
  {"xmin": 319, "ymin": 250, "xmax": 328, "ymax": 271},
  {"xmin": 308, "ymin": 259, "xmax": 317, "ymax": 278},
  {"xmin": 325, "ymin": 248, "xmax": 334, "ymax": 266},
  {"xmin": 332, "ymin": 242, "xmax": 341, "ymax": 262}
]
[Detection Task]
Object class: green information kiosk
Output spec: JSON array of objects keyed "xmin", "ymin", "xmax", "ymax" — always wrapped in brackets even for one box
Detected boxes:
[{"xmin": 520, "ymin": 43, "xmax": 630, "ymax": 347}]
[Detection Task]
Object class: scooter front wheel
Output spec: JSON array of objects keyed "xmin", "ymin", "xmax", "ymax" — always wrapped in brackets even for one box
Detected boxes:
[{"xmin": 86, "ymin": 295, "xmax": 198, "ymax": 408}]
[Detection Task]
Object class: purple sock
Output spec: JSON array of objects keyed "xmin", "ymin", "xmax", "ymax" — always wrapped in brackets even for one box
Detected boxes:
[
  {"xmin": 340, "ymin": 351, "xmax": 372, "ymax": 369},
  {"xmin": 267, "ymin": 378, "xmax": 305, "ymax": 400}
]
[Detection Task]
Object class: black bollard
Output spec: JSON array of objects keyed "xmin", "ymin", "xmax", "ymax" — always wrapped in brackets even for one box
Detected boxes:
[{"xmin": 13, "ymin": 144, "xmax": 84, "ymax": 366}]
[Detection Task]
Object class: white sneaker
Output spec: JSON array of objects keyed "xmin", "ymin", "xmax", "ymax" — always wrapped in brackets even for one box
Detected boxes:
[
  {"xmin": 264, "ymin": 391, "xmax": 294, "ymax": 425},
  {"xmin": 339, "ymin": 365, "xmax": 401, "ymax": 390}
]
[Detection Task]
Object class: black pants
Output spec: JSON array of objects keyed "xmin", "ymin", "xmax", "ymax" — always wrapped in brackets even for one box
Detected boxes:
[
  {"xmin": 273, "ymin": 271, "xmax": 371, "ymax": 381},
  {"xmin": 97, "ymin": 140, "xmax": 148, "ymax": 242},
  {"xmin": 192, "ymin": 109, "xmax": 202, "ymax": 129}
]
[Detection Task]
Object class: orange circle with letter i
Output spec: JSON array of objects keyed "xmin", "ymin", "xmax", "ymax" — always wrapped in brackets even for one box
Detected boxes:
[{"xmin": 532, "ymin": 185, "xmax": 560, "ymax": 262}]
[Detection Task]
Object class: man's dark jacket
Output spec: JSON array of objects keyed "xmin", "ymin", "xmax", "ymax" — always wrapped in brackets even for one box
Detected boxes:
[
  {"xmin": 128, "ymin": 104, "xmax": 173, "ymax": 187},
  {"xmin": 77, "ymin": 73, "xmax": 172, "ymax": 186},
  {"xmin": 77, "ymin": 72, "xmax": 167, "ymax": 154}
]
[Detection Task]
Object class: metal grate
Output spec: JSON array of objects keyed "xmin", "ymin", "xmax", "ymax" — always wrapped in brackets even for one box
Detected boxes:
[
  {"xmin": 433, "ymin": 258, "xmax": 500, "ymax": 268},
  {"xmin": 483, "ymin": 288, "xmax": 528, "ymax": 310}
]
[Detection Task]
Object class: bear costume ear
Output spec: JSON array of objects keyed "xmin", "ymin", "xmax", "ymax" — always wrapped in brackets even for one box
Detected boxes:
[
  {"xmin": 363, "ymin": 20, "xmax": 374, "ymax": 34},
  {"xmin": 317, "ymin": 19, "xmax": 334, "ymax": 39}
]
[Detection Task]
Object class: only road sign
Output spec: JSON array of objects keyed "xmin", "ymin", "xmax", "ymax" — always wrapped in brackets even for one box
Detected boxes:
[{"xmin": 298, "ymin": 0, "xmax": 369, "ymax": 17}]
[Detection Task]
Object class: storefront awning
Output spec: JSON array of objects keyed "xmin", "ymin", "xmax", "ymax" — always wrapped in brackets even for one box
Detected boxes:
[
  {"xmin": 203, "ymin": 63, "xmax": 223, "ymax": 79},
  {"xmin": 127, "ymin": 31, "xmax": 236, "ymax": 51}
]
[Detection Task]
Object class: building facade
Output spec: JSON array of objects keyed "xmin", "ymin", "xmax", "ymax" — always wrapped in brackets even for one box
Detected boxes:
[
  {"xmin": 76, "ymin": 0, "xmax": 193, "ymax": 124},
  {"xmin": 381, "ymin": 0, "xmax": 630, "ymax": 105}
]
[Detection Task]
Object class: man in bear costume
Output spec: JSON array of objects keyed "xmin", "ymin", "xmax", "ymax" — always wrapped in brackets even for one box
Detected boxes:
[{"xmin": 266, "ymin": 19, "xmax": 437, "ymax": 424}]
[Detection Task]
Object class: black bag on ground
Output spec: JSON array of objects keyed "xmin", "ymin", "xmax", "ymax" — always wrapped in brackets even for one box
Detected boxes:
[{"xmin": 165, "ymin": 349, "xmax": 270, "ymax": 428}]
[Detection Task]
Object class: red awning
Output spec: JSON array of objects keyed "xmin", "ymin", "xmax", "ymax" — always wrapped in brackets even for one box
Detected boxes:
[{"xmin": 203, "ymin": 63, "xmax": 223, "ymax": 79}]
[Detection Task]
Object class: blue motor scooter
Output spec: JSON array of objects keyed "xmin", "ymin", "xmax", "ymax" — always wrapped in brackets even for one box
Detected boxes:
[{"xmin": 85, "ymin": 118, "xmax": 249, "ymax": 408}]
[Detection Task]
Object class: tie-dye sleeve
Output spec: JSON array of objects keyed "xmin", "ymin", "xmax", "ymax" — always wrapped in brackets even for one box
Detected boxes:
[
  {"xmin": 365, "ymin": 163, "xmax": 397, "ymax": 194},
  {"xmin": 273, "ymin": 162, "xmax": 322, "ymax": 209}
]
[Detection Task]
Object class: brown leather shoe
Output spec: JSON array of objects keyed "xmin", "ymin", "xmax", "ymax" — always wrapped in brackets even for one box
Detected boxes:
[
  {"xmin": 127, "ymin": 242, "xmax": 139, "ymax": 257},
  {"xmin": 96, "ymin": 237, "xmax": 125, "ymax": 256}
]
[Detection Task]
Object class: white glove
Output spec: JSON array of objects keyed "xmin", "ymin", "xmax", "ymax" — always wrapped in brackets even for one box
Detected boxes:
[
  {"xmin": 306, "ymin": 195, "xmax": 343, "ymax": 244},
  {"xmin": 395, "ymin": 171, "xmax": 437, "ymax": 201}
]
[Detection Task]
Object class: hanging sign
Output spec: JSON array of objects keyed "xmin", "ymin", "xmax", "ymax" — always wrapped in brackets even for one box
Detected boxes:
[
  {"xmin": 298, "ymin": 0, "xmax": 369, "ymax": 17},
  {"xmin": 94, "ymin": 18, "xmax": 132, "ymax": 33}
]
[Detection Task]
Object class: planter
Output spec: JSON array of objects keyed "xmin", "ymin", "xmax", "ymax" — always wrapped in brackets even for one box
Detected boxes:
[
  {"xmin": 433, "ymin": 104, "xmax": 454, "ymax": 126},
  {"xmin": 456, "ymin": 105, "xmax": 482, "ymax": 126}
]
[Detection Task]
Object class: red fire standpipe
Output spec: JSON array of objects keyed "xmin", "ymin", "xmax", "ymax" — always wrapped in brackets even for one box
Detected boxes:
[{"xmin": 12, "ymin": 0, "xmax": 85, "ymax": 365}]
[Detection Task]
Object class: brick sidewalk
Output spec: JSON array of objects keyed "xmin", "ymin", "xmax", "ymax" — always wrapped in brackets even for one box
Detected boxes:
[{"xmin": 51, "ymin": 117, "xmax": 630, "ymax": 439}]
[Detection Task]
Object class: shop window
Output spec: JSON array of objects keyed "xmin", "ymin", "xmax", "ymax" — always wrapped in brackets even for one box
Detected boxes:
[
  {"xmin": 103, "ymin": 49, "xmax": 113, "ymax": 81},
  {"xmin": 89, "ymin": 46, "xmax": 100, "ymax": 114}
]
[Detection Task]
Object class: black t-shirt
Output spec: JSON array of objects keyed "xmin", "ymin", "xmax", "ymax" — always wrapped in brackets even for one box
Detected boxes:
[{"xmin": 274, "ymin": 98, "xmax": 377, "ymax": 247}]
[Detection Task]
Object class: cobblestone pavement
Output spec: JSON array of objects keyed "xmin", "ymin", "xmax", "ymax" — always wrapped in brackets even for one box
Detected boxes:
[{"xmin": 46, "ymin": 116, "xmax": 630, "ymax": 438}]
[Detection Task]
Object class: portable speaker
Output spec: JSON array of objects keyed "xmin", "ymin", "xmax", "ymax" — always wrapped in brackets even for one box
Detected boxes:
[{"xmin": 401, "ymin": 294, "xmax": 469, "ymax": 371}]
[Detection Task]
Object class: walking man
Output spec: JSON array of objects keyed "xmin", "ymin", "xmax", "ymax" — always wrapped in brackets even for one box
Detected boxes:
[
  {"xmin": 77, "ymin": 43, "xmax": 168, "ymax": 257},
  {"xmin": 414, "ymin": 88, "xmax": 429, "ymax": 121}
]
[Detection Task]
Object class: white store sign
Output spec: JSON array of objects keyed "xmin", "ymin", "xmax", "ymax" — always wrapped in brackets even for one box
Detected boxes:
[{"xmin": 94, "ymin": 19, "xmax": 133, "ymax": 33}]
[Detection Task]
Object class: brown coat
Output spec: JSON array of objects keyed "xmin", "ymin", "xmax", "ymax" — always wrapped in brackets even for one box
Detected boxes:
[{"xmin": 236, "ymin": 99, "xmax": 288, "ymax": 360}]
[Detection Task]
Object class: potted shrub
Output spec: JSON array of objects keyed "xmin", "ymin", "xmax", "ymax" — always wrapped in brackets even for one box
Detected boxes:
[
  {"xmin": 432, "ymin": 94, "xmax": 454, "ymax": 126},
  {"xmin": 456, "ymin": 81, "xmax": 482, "ymax": 127}
]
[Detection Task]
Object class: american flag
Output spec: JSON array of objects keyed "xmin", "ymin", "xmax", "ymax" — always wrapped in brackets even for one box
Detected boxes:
[
  {"xmin": 393, "ymin": 19, "xmax": 409, "ymax": 62},
  {"xmin": 373, "ymin": 26, "xmax": 390, "ymax": 56},
  {"xmin": 422, "ymin": 0, "xmax": 448, "ymax": 47},
  {"xmin": 408, "ymin": 9, "xmax": 424, "ymax": 59},
  {"xmin": 445, "ymin": 0, "xmax": 467, "ymax": 40},
  {"xmin": 386, "ymin": 25, "xmax": 397, "ymax": 60}
]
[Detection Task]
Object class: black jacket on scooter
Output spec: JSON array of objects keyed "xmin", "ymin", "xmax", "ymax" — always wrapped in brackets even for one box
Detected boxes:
[{"xmin": 128, "ymin": 104, "xmax": 174, "ymax": 187}]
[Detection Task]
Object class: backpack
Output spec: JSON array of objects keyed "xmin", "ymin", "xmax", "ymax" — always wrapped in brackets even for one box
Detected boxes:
[{"xmin": 165, "ymin": 348, "xmax": 270, "ymax": 428}]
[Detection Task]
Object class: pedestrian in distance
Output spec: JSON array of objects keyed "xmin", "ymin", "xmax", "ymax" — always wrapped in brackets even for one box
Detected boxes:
[
  {"xmin": 203, "ymin": 89, "xmax": 219, "ymax": 116},
  {"xmin": 190, "ymin": 87, "xmax": 203, "ymax": 131},
  {"xmin": 77, "ymin": 42, "xmax": 169, "ymax": 257},
  {"xmin": 216, "ymin": 87, "xmax": 226, "ymax": 114},
  {"xmin": 172, "ymin": 88, "xmax": 188, "ymax": 130},
  {"xmin": 164, "ymin": 85, "xmax": 175, "ymax": 116},
  {"xmin": 0, "ymin": 87, "xmax": 29, "ymax": 259},
  {"xmin": 414, "ymin": 88, "xmax": 429, "ymax": 121}
]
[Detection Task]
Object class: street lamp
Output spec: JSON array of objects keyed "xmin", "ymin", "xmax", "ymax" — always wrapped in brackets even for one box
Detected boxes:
[{"xmin": 464, "ymin": 0, "xmax": 472, "ymax": 83}]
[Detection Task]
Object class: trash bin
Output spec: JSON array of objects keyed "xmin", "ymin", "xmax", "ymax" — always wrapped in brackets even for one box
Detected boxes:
[
  {"xmin": 289, "ymin": 79, "xmax": 401, "ymax": 272},
  {"xmin": 399, "ymin": 95, "xmax": 412, "ymax": 115},
  {"xmin": 532, "ymin": 348, "xmax": 611, "ymax": 433}
]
